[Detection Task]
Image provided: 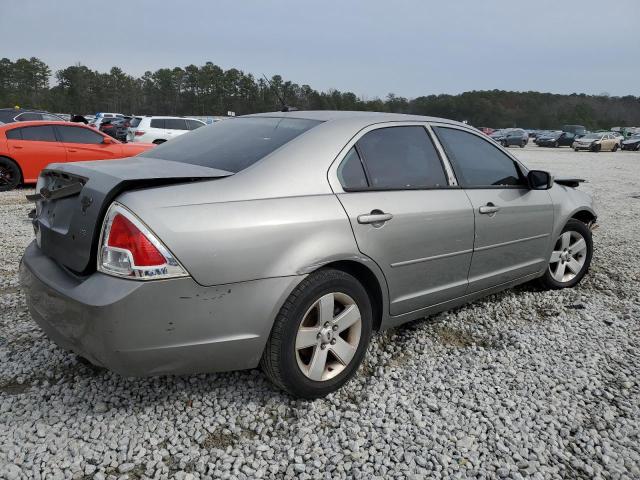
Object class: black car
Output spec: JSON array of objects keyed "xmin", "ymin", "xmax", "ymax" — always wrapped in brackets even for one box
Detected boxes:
[
  {"xmin": 99, "ymin": 118, "xmax": 129, "ymax": 142},
  {"xmin": 535, "ymin": 131, "xmax": 578, "ymax": 147},
  {"xmin": 0, "ymin": 108, "xmax": 65, "ymax": 123},
  {"xmin": 621, "ymin": 134, "xmax": 640, "ymax": 151}
]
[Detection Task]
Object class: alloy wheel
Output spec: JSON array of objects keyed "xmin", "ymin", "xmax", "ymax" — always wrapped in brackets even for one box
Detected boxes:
[
  {"xmin": 295, "ymin": 292, "xmax": 362, "ymax": 381},
  {"xmin": 549, "ymin": 231, "xmax": 588, "ymax": 283}
]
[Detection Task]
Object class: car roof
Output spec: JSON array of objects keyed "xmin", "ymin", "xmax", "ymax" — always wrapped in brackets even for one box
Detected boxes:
[
  {"xmin": 244, "ymin": 110, "xmax": 468, "ymax": 128},
  {"xmin": 0, "ymin": 120, "xmax": 102, "ymax": 130}
]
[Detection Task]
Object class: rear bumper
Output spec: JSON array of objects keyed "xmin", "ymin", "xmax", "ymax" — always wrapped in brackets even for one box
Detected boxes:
[{"xmin": 20, "ymin": 241, "xmax": 302, "ymax": 376}]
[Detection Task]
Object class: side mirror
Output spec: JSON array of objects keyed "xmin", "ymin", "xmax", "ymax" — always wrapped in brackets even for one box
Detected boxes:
[
  {"xmin": 102, "ymin": 136, "xmax": 114, "ymax": 144},
  {"xmin": 528, "ymin": 170, "xmax": 553, "ymax": 190}
]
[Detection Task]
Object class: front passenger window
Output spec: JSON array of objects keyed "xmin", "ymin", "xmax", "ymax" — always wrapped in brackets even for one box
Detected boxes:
[{"xmin": 434, "ymin": 127, "xmax": 525, "ymax": 187}]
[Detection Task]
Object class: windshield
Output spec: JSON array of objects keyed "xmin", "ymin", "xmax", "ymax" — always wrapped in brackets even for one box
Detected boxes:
[
  {"xmin": 139, "ymin": 117, "xmax": 322, "ymax": 173},
  {"xmin": 582, "ymin": 133, "xmax": 602, "ymax": 139}
]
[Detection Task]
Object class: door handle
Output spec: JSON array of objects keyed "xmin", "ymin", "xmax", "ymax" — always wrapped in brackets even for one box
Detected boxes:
[
  {"xmin": 479, "ymin": 203, "xmax": 500, "ymax": 215},
  {"xmin": 13, "ymin": 145, "xmax": 23, "ymax": 149},
  {"xmin": 68, "ymin": 149, "xmax": 77, "ymax": 153},
  {"xmin": 357, "ymin": 211, "xmax": 393, "ymax": 226}
]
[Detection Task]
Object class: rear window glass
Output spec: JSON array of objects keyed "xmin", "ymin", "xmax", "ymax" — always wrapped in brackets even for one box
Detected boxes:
[
  {"xmin": 140, "ymin": 117, "xmax": 322, "ymax": 173},
  {"xmin": 6, "ymin": 128, "xmax": 22, "ymax": 140},
  {"xmin": 19, "ymin": 125, "xmax": 57, "ymax": 142},
  {"xmin": 130, "ymin": 117, "xmax": 142, "ymax": 128}
]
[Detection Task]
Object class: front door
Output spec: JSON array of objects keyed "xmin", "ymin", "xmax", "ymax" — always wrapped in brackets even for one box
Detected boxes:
[
  {"xmin": 55, "ymin": 125, "xmax": 121, "ymax": 162},
  {"xmin": 333, "ymin": 125, "xmax": 475, "ymax": 315},
  {"xmin": 432, "ymin": 125, "xmax": 554, "ymax": 293}
]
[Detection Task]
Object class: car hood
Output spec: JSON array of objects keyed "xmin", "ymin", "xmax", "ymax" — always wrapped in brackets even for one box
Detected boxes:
[{"xmin": 622, "ymin": 138, "xmax": 640, "ymax": 144}]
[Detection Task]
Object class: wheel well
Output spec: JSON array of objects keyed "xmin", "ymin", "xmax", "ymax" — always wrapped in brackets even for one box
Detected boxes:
[
  {"xmin": 320, "ymin": 260, "xmax": 384, "ymax": 331},
  {"xmin": 0, "ymin": 156, "xmax": 23, "ymax": 182},
  {"xmin": 571, "ymin": 210, "xmax": 596, "ymax": 226},
  {"xmin": 152, "ymin": 139, "xmax": 166, "ymax": 144}
]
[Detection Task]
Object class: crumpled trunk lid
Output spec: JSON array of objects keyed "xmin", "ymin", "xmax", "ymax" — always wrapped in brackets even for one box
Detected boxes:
[{"xmin": 31, "ymin": 157, "xmax": 232, "ymax": 274}]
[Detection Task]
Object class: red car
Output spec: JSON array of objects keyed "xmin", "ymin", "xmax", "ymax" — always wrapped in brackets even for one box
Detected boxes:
[{"xmin": 0, "ymin": 121, "xmax": 154, "ymax": 191}]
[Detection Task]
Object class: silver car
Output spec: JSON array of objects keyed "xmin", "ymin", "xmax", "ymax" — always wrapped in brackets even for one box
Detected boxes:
[{"xmin": 20, "ymin": 111, "xmax": 596, "ymax": 398}]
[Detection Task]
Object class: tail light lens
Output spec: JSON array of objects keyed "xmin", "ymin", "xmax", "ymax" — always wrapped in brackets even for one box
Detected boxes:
[
  {"xmin": 98, "ymin": 203, "xmax": 188, "ymax": 280},
  {"xmin": 134, "ymin": 131, "xmax": 145, "ymax": 136}
]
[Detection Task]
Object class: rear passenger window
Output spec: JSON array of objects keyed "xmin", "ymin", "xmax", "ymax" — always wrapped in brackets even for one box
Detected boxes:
[
  {"xmin": 356, "ymin": 126, "xmax": 448, "ymax": 189},
  {"xmin": 19, "ymin": 125, "xmax": 57, "ymax": 142},
  {"xmin": 150, "ymin": 119, "xmax": 165, "ymax": 129},
  {"xmin": 164, "ymin": 119, "xmax": 188, "ymax": 130},
  {"xmin": 434, "ymin": 127, "xmax": 525, "ymax": 187},
  {"xmin": 6, "ymin": 128, "xmax": 22, "ymax": 140},
  {"xmin": 338, "ymin": 147, "xmax": 368, "ymax": 190}
]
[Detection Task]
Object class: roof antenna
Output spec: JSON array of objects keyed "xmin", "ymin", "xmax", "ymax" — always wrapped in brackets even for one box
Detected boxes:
[{"xmin": 262, "ymin": 74, "xmax": 298, "ymax": 112}]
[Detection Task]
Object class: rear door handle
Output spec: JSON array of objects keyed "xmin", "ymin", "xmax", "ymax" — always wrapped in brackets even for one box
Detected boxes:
[
  {"xmin": 357, "ymin": 211, "xmax": 393, "ymax": 226},
  {"xmin": 479, "ymin": 203, "xmax": 500, "ymax": 215}
]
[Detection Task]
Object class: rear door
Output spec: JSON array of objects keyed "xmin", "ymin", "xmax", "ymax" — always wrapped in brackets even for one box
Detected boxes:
[
  {"xmin": 55, "ymin": 125, "xmax": 122, "ymax": 161},
  {"xmin": 5, "ymin": 125, "xmax": 67, "ymax": 182},
  {"xmin": 432, "ymin": 125, "xmax": 554, "ymax": 293},
  {"xmin": 164, "ymin": 118, "xmax": 189, "ymax": 138},
  {"xmin": 333, "ymin": 124, "xmax": 475, "ymax": 315}
]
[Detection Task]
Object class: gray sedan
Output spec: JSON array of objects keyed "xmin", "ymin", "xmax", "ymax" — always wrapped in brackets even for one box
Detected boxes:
[{"xmin": 20, "ymin": 111, "xmax": 596, "ymax": 398}]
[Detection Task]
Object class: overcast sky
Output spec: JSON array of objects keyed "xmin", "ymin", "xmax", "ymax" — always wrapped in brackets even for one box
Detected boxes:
[{"xmin": 2, "ymin": 0, "xmax": 639, "ymax": 98}]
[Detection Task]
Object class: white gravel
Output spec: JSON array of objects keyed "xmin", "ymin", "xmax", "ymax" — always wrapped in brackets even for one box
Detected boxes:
[{"xmin": 1, "ymin": 146, "xmax": 639, "ymax": 479}]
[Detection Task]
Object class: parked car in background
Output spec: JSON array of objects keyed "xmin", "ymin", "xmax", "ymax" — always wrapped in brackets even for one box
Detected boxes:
[
  {"xmin": 535, "ymin": 130, "xmax": 578, "ymax": 147},
  {"xmin": 0, "ymin": 121, "xmax": 154, "ymax": 191},
  {"xmin": 621, "ymin": 133, "xmax": 640, "ymax": 151},
  {"xmin": 491, "ymin": 128, "xmax": 528, "ymax": 148},
  {"xmin": 573, "ymin": 132, "xmax": 619, "ymax": 152},
  {"xmin": 127, "ymin": 116, "xmax": 206, "ymax": 144},
  {"xmin": 19, "ymin": 111, "xmax": 596, "ymax": 398},
  {"xmin": 89, "ymin": 112, "xmax": 125, "ymax": 130},
  {"xmin": 0, "ymin": 108, "xmax": 66, "ymax": 123},
  {"xmin": 609, "ymin": 131, "xmax": 624, "ymax": 147},
  {"xmin": 99, "ymin": 118, "xmax": 130, "ymax": 142},
  {"xmin": 476, "ymin": 126, "xmax": 494, "ymax": 136},
  {"xmin": 562, "ymin": 125, "xmax": 586, "ymax": 137}
]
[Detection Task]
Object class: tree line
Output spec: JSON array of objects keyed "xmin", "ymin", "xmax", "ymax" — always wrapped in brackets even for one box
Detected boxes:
[{"xmin": 1, "ymin": 57, "xmax": 639, "ymax": 129}]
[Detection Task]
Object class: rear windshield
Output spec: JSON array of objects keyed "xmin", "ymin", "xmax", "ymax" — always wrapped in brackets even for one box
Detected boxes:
[
  {"xmin": 130, "ymin": 117, "xmax": 142, "ymax": 128},
  {"xmin": 139, "ymin": 117, "xmax": 322, "ymax": 173}
]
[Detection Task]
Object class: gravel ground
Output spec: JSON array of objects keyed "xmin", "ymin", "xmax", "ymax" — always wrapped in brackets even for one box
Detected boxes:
[{"xmin": 1, "ymin": 146, "xmax": 639, "ymax": 480}]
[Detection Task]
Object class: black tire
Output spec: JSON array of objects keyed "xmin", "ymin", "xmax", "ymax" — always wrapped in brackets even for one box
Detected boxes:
[
  {"xmin": 520, "ymin": 141, "xmax": 526, "ymax": 148},
  {"xmin": 612, "ymin": 144, "xmax": 619, "ymax": 152},
  {"xmin": 554, "ymin": 141, "xmax": 559, "ymax": 148},
  {"xmin": 0, "ymin": 157, "xmax": 22, "ymax": 192},
  {"xmin": 539, "ymin": 219, "xmax": 593, "ymax": 290},
  {"xmin": 591, "ymin": 144, "xmax": 601, "ymax": 152},
  {"xmin": 574, "ymin": 147, "xmax": 579, "ymax": 152},
  {"xmin": 261, "ymin": 269, "xmax": 373, "ymax": 399}
]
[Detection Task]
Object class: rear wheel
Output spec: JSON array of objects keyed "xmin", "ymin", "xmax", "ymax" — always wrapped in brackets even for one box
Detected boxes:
[
  {"xmin": 612, "ymin": 144, "xmax": 619, "ymax": 152},
  {"xmin": 539, "ymin": 219, "xmax": 592, "ymax": 289},
  {"xmin": 261, "ymin": 269, "xmax": 372, "ymax": 398},
  {"xmin": 0, "ymin": 157, "xmax": 21, "ymax": 192},
  {"xmin": 554, "ymin": 141, "xmax": 559, "ymax": 148}
]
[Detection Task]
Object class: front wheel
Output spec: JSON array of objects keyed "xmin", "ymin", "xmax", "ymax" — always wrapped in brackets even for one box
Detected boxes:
[
  {"xmin": 261, "ymin": 269, "xmax": 373, "ymax": 398},
  {"xmin": 612, "ymin": 144, "xmax": 619, "ymax": 152},
  {"xmin": 0, "ymin": 157, "xmax": 22, "ymax": 192},
  {"xmin": 539, "ymin": 219, "xmax": 593, "ymax": 289}
]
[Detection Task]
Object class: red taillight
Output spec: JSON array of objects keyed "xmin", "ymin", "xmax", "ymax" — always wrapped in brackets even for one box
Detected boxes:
[
  {"xmin": 107, "ymin": 213, "xmax": 165, "ymax": 266},
  {"xmin": 134, "ymin": 131, "xmax": 145, "ymax": 136}
]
